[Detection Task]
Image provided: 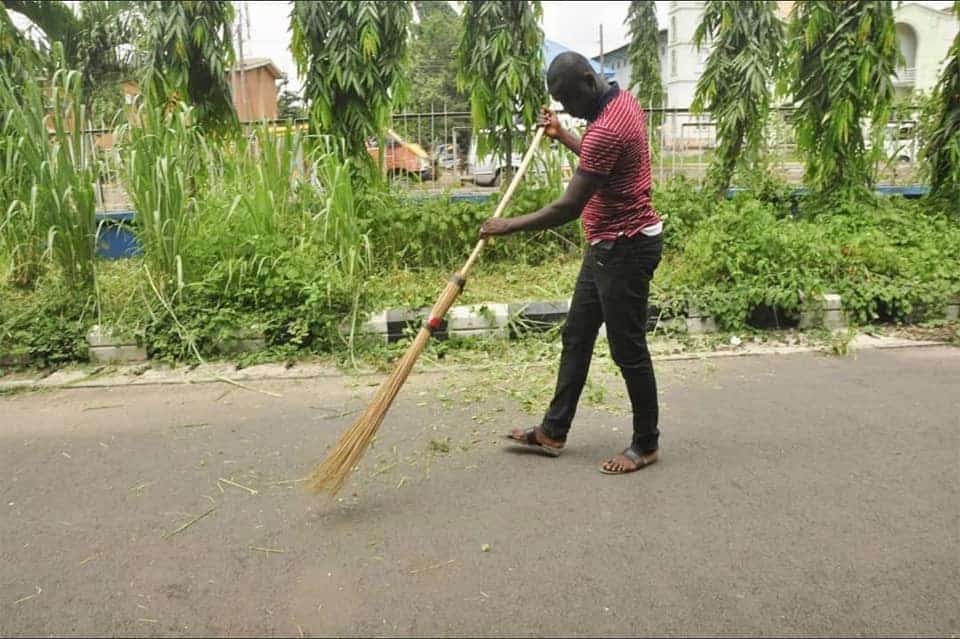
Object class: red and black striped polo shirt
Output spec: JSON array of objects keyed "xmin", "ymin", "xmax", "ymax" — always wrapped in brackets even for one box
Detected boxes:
[{"xmin": 577, "ymin": 86, "xmax": 660, "ymax": 243}]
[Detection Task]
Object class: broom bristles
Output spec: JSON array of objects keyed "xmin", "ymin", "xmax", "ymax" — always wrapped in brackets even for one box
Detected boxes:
[{"xmin": 310, "ymin": 324, "xmax": 433, "ymax": 496}]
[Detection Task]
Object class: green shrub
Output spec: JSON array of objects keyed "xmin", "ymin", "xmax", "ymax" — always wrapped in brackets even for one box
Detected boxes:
[
  {"xmin": 0, "ymin": 278, "xmax": 91, "ymax": 366},
  {"xmin": 664, "ymin": 194, "xmax": 960, "ymax": 329},
  {"xmin": 141, "ymin": 246, "xmax": 356, "ymax": 361}
]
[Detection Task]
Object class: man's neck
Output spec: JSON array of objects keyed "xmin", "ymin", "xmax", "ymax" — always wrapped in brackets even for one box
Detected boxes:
[{"xmin": 587, "ymin": 82, "xmax": 619, "ymax": 122}]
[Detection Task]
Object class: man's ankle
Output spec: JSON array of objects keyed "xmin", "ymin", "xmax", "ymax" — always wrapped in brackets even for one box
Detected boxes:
[{"xmin": 537, "ymin": 426, "xmax": 566, "ymax": 447}]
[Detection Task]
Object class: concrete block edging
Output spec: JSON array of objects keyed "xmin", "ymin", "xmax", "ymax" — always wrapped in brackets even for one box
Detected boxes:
[
  {"xmin": 351, "ymin": 293, "xmax": 865, "ymax": 342},
  {"xmin": 52, "ymin": 294, "xmax": 960, "ymax": 364}
]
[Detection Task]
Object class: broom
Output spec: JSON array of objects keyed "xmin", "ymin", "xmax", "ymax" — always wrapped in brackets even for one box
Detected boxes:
[{"xmin": 310, "ymin": 125, "xmax": 547, "ymax": 495}]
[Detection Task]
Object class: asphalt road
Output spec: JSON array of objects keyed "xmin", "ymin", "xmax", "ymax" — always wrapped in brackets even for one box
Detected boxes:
[{"xmin": 2, "ymin": 346, "xmax": 958, "ymax": 637}]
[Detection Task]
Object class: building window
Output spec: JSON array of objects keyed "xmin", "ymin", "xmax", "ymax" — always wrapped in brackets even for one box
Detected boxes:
[
  {"xmin": 671, "ymin": 17, "xmax": 677, "ymax": 43},
  {"xmin": 671, "ymin": 50, "xmax": 677, "ymax": 78}
]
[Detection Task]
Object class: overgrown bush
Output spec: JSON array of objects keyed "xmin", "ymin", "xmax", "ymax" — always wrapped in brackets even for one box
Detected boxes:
[
  {"xmin": 0, "ymin": 277, "xmax": 91, "ymax": 366},
  {"xmin": 665, "ymin": 193, "xmax": 960, "ymax": 328}
]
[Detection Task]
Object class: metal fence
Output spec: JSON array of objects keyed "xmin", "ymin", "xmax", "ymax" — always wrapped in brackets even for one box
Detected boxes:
[
  {"xmin": 383, "ymin": 105, "xmax": 926, "ymax": 187},
  {"xmin": 83, "ymin": 104, "xmax": 927, "ymax": 206}
]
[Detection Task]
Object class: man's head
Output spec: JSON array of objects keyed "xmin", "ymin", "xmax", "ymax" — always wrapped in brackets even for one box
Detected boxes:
[{"xmin": 546, "ymin": 52, "xmax": 608, "ymax": 120}]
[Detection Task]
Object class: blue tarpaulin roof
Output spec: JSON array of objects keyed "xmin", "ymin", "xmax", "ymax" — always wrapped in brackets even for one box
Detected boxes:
[{"xmin": 543, "ymin": 39, "xmax": 615, "ymax": 79}]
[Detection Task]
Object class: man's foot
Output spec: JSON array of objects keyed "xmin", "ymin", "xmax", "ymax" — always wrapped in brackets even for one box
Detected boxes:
[
  {"xmin": 600, "ymin": 448, "xmax": 658, "ymax": 474},
  {"xmin": 505, "ymin": 426, "xmax": 565, "ymax": 457}
]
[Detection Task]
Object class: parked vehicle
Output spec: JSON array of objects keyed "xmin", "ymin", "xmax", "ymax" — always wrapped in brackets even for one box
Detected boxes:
[
  {"xmin": 366, "ymin": 131, "xmax": 434, "ymax": 181},
  {"xmin": 432, "ymin": 143, "xmax": 457, "ymax": 171},
  {"xmin": 467, "ymin": 140, "xmax": 524, "ymax": 187},
  {"xmin": 466, "ymin": 113, "xmax": 579, "ymax": 186}
]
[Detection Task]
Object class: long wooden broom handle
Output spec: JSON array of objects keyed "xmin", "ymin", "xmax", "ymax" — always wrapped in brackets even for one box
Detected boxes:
[{"xmin": 459, "ymin": 126, "xmax": 547, "ymax": 277}]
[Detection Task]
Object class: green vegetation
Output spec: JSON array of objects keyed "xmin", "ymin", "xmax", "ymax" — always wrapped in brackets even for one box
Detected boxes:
[
  {"xmin": 291, "ymin": 1, "xmax": 412, "ymax": 164},
  {"xmin": 407, "ymin": 1, "xmax": 467, "ymax": 115},
  {"xmin": 0, "ymin": 49, "xmax": 98, "ymax": 289},
  {"xmin": 922, "ymin": 1, "xmax": 960, "ymax": 205},
  {"xmin": 692, "ymin": 0, "xmax": 783, "ymax": 196},
  {"xmin": 456, "ymin": 0, "xmax": 546, "ymax": 170},
  {"xmin": 139, "ymin": 0, "xmax": 238, "ymax": 131},
  {"xmin": 785, "ymin": 1, "xmax": 900, "ymax": 201},
  {"xmin": 625, "ymin": 1, "xmax": 663, "ymax": 128},
  {"xmin": 2, "ymin": 0, "xmax": 138, "ymax": 124}
]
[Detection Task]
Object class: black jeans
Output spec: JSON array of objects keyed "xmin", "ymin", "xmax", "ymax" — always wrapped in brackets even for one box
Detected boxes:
[{"xmin": 540, "ymin": 232, "xmax": 663, "ymax": 453}]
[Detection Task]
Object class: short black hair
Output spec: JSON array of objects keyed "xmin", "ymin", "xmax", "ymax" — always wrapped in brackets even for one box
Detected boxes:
[{"xmin": 547, "ymin": 51, "xmax": 599, "ymax": 86}]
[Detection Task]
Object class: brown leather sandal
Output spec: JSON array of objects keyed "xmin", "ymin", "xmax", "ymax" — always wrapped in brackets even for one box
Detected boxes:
[
  {"xmin": 600, "ymin": 448, "xmax": 658, "ymax": 474},
  {"xmin": 504, "ymin": 427, "xmax": 563, "ymax": 457}
]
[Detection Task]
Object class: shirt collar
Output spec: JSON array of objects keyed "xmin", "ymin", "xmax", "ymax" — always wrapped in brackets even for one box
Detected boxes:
[{"xmin": 588, "ymin": 82, "xmax": 620, "ymax": 122}]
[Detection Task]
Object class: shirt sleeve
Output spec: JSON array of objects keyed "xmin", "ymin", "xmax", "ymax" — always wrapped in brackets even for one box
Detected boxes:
[{"xmin": 577, "ymin": 125, "xmax": 622, "ymax": 182}]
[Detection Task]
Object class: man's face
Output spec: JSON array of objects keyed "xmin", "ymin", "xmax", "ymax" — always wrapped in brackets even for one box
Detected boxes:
[{"xmin": 548, "ymin": 73, "xmax": 595, "ymax": 120}]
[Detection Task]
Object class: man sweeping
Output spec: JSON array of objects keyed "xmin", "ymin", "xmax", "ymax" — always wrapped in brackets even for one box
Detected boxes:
[{"xmin": 479, "ymin": 51, "xmax": 663, "ymax": 475}]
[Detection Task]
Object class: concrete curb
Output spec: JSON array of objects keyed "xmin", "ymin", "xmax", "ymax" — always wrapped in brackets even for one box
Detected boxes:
[{"xmin": 0, "ymin": 336, "xmax": 951, "ymax": 394}]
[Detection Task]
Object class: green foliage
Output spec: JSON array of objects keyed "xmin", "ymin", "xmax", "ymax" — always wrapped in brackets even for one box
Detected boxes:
[
  {"xmin": 456, "ymin": 0, "xmax": 546, "ymax": 167},
  {"xmin": 141, "ymin": 246, "xmax": 356, "ymax": 362},
  {"xmin": 407, "ymin": 0, "xmax": 468, "ymax": 114},
  {"xmin": 117, "ymin": 94, "xmax": 200, "ymax": 293},
  {"xmin": 0, "ymin": 5, "xmax": 40, "ymax": 83},
  {"xmin": 668, "ymin": 193, "xmax": 960, "ymax": 329},
  {"xmin": 0, "ymin": 276, "xmax": 91, "ymax": 367},
  {"xmin": 276, "ymin": 78, "xmax": 307, "ymax": 121},
  {"xmin": 361, "ymin": 147, "xmax": 577, "ymax": 271},
  {"xmin": 138, "ymin": 0, "xmax": 238, "ymax": 131},
  {"xmin": 625, "ymin": 1, "xmax": 663, "ymax": 127},
  {"xmin": 785, "ymin": 1, "xmax": 900, "ymax": 201},
  {"xmin": 291, "ymin": 1, "xmax": 412, "ymax": 162},
  {"xmin": 0, "ymin": 49, "xmax": 99, "ymax": 289},
  {"xmin": 692, "ymin": 0, "xmax": 783, "ymax": 196},
  {"xmin": 134, "ymin": 125, "xmax": 371, "ymax": 362},
  {"xmin": 649, "ymin": 175, "xmax": 717, "ymax": 253},
  {"xmin": 4, "ymin": 1, "xmax": 139, "ymax": 122},
  {"xmin": 922, "ymin": 1, "xmax": 960, "ymax": 207}
]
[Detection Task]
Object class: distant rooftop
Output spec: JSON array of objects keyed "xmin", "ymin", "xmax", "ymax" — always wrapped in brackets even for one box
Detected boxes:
[
  {"xmin": 232, "ymin": 58, "xmax": 284, "ymax": 79},
  {"xmin": 544, "ymin": 39, "xmax": 615, "ymax": 79}
]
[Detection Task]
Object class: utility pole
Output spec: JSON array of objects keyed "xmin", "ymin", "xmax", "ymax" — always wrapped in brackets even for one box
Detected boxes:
[
  {"xmin": 598, "ymin": 24, "xmax": 604, "ymax": 77},
  {"xmin": 235, "ymin": 2, "xmax": 248, "ymax": 120}
]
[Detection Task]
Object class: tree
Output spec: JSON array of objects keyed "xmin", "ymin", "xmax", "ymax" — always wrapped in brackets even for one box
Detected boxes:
[
  {"xmin": 922, "ymin": 1, "xmax": 960, "ymax": 205},
  {"xmin": 277, "ymin": 79, "xmax": 306, "ymax": 121},
  {"xmin": 290, "ymin": 1, "xmax": 413, "ymax": 163},
  {"xmin": 625, "ymin": 1, "xmax": 663, "ymax": 127},
  {"xmin": 785, "ymin": 1, "xmax": 900, "ymax": 200},
  {"xmin": 2, "ymin": 1, "xmax": 139, "ymax": 120},
  {"xmin": 407, "ymin": 0, "xmax": 468, "ymax": 115},
  {"xmin": 415, "ymin": 1, "xmax": 455, "ymax": 21},
  {"xmin": 0, "ymin": 6, "xmax": 38, "ymax": 84},
  {"xmin": 691, "ymin": 0, "xmax": 783, "ymax": 196},
  {"xmin": 457, "ymin": 0, "xmax": 546, "ymax": 179},
  {"xmin": 138, "ymin": 0, "xmax": 238, "ymax": 131}
]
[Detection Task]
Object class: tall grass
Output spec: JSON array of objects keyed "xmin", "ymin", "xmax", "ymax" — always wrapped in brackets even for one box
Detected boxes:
[
  {"xmin": 116, "ymin": 95, "xmax": 199, "ymax": 294},
  {"xmin": 0, "ymin": 53, "xmax": 100, "ymax": 288}
]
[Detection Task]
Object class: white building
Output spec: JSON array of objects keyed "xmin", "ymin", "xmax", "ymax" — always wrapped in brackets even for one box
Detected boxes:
[
  {"xmin": 595, "ymin": 1, "xmax": 958, "ymax": 145},
  {"xmin": 892, "ymin": 3, "xmax": 959, "ymax": 96}
]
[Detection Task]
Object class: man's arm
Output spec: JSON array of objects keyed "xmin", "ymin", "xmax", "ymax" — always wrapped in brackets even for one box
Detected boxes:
[
  {"xmin": 478, "ymin": 171, "xmax": 601, "ymax": 237},
  {"xmin": 554, "ymin": 128, "xmax": 582, "ymax": 156}
]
